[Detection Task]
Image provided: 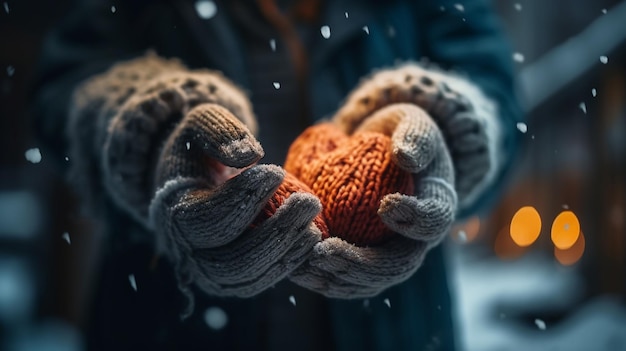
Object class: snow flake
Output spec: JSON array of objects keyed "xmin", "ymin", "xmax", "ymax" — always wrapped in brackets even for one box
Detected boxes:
[
  {"xmin": 562, "ymin": 204, "xmax": 569, "ymax": 209},
  {"xmin": 516, "ymin": 122, "xmax": 527, "ymax": 133},
  {"xmin": 535, "ymin": 318, "xmax": 546, "ymax": 330},
  {"xmin": 591, "ymin": 88, "xmax": 597, "ymax": 97},
  {"xmin": 579, "ymin": 102, "xmax": 587, "ymax": 114},
  {"xmin": 111, "ymin": 5, "xmax": 116, "ymax": 13},
  {"xmin": 440, "ymin": 6, "xmax": 446, "ymax": 12},
  {"xmin": 320, "ymin": 25, "xmax": 331, "ymax": 39},
  {"xmin": 64, "ymin": 156, "xmax": 69, "ymax": 161},
  {"xmin": 272, "ymin": 82, "xmax": 281, "ymax": 89},
  {"xmin": 602, "ymin": 8, "xmax": 607, "ymax": 14},
  {"xmin": 388, "ymin": 26, "xmax": 396, "ymax": 38},
  {"xmin": 195, "ymin": 0, "xmax": 217, "ymax": 20},
  {"xmin": 204, "ymin": 307, "xmax": 228, "ymax": 330},
  {"xmin": 362, "ymin": 26, "xmax": 369, "ymax": 35},
  {"xmin": 186, "ymin": 142, "xmax": 190, "ymax": 150},
  {"xmin": 363, "ymin": 299, "xmax": 370, "ymax": 308},
  {"xmin": 454, "ymin": 3, "xmax": 464, "ymax": 12},
  {"xmin": 25, "ymin": 148, "xmax": 41, "ymax": 164},
  {"xmin": 269, "ymin": 38, "xmax": 276, "ymax": 52},
  {"xmin": 7, "ymin": 65, "xmax": 15, "ymax": 77},
  {"xmin": 600, "ymin": 55, "xmax": 608, "ymax": 64},
  {"xmin": 457, "ymin": 230, "xmax": 467, "ymax": 243},
  {"xmin": 514, "ymin": 3, "xmax": 522, "ymax": 11},
  {"xmin": 289, "ymin": 295, "xmax": 296, "ymax": 306},
  {"xmin": 62, "ymin": 232, "xmax": 71, "ymax": 245},
  {"xmin": 3, "ymin": 2, "xmax": 8, "ymax": 14},
  {"xmin": 383, "ymin": 298, "xmax": 391, "ymax": 308},
  {"xmin": 344, "ymin": 11, "xmax": 349, "ymax": 19},
  {"xmin": 512, "ymin": 52, "xmax": 525, "ymax": 63},
  {"xmin": 128, "ymin": 274, "xmax": 137, "ymax": 291}
]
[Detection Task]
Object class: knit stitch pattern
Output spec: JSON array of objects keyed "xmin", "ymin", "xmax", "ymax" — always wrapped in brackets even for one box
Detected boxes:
[{"xmin": 284, "ymin": 123, "xmax": 415, "ymax": 246}]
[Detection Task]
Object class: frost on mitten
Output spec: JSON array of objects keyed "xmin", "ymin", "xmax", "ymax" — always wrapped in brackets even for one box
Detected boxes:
[{"xmin": 284, "ymin": 123, "xmax": 415, "ymax": 246}]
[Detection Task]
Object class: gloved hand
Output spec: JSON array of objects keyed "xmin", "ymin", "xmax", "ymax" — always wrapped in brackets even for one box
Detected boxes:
[
  {"xmin": 289, "ymin": 103, "xmax": 457, "ymax": 298},
  {"xmin": 332, "ymin": 63, "xmax": 502, "ymax": 210},
  {"xmin": 68, "ymin": 54, "xmax": 322, "ymax": 312}
]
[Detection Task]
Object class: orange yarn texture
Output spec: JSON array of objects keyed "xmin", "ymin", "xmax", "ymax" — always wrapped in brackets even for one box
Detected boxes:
[{"xmin": 284, "ymin": 123, "xmax": 415, "ymax": 246}]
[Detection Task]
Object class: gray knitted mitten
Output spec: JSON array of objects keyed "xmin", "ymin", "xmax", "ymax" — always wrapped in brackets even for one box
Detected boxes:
[
  {"xmin": 333, "ymin": 63, "xmax": 502, "ymax": 210},
  {"xmin": 68, "ymin": 54, "xmax": 321, "ymax": 312},
  {"xmin": 290, "ymin": 104, "xmax": 456, "ymax": 298}
]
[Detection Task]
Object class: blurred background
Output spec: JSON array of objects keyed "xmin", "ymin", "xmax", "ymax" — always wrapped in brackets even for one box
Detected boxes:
[{"xmin": 0, "ymin": 0, "xmax": 625, "ymax": 350}]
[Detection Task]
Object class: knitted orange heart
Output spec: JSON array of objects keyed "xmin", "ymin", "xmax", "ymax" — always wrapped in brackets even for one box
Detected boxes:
[{"xmin": 284, "ymin": 123, "xmax": 415, "ymax": 246}]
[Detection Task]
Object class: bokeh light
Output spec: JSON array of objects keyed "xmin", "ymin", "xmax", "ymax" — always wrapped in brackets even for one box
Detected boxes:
[
  {"xmin": 554, "ymin": 231, "xmax": 586, "ymax": 266},
  {"xmin": 510, "ymin": 206, "xmax": 542, "ymax": 247},
  {"xmin": 551, "ymin": 211, "xmax": 581, "ymax": 250}
]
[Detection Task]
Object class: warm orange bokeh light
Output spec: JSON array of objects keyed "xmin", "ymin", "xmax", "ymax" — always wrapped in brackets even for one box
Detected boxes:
[
  {"xmin": 551, "ymin": 211, "xmax": 581, "ymax": 250},
  {"xmin": 554, "ymin": 231, "xmax": 585, "ymax": 266},
  {"xmin": 510, "ymin": 206, "xmax": 542, "ymax": 247}
]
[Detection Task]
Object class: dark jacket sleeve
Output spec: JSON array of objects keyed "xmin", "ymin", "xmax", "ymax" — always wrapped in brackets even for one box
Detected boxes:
[{"xmin": 418, "ymin": 0, "xmax": 524, "ymax": 218}]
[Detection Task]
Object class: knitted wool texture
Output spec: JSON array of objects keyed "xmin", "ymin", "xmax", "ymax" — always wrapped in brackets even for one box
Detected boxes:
[{"xmin": 283, "ymin": 123, "xmax": 415, "ymax": 246}]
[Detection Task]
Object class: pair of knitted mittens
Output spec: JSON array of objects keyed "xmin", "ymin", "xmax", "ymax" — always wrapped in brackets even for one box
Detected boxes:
[{"xmin": 69, "ymin": 52, "xmax": 497, "ymax": 307}]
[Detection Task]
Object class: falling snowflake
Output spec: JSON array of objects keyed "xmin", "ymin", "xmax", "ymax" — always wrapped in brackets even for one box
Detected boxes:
[
  {"xmin": 516, "ymin": 122, "xmax": 527, "ymax": 133},
  {"xmin": 602, "ymin": 8, "xmax": 607, "ymax": 14},
  {"xmin": 204, "ymin": 307, "xmax": 228, "ymax": 330},
  {"xmin": 454, "ymin": 3, "xmax": 464, "ymax": 12},
  {"xmin": 111, "ymin": 5, "xmax": 116, "ymax": 13},
  {"xmin": 272, "ymin": 82, "xmax": 281, "ymax": 89},
  {"xmin": 344, "ymin": 11, "xmax": 349, "ymax": 18},
  {"xmin": 535, "ymin": 318, "xmax": 546, "ymax": 330},
  {"xmin": 362, "ymin": 26, "xmax": 369, "ymax": 35},
  {"xmin": 579, "ymin": 102, "xmax": 587, "ymax": 114},
  {"xmin": 512, "ymin": 52, "xmax": 525, "ymax": 63},
  {"xmin": 320, "ymin": 25, "xmax": 331, "ymax": 39},
  {"xmin": 64, "ymin": 156, "xmax": 69, "ymax": 161},
  {"xmin": 289, "ymin": 295, "xmax": 296, "ymax": 306},
  {"xmin": 388, "ymin": 26, "xmax": 396, "ymax": 38},
  {"xmin": 437, "ymin": 305, "xmax": 442, "ymax": 311},
  {"xmin": 363, "ymin": 299, "xmax": 370, "ymax": 308},
  {"xmin": 195, "ymin": 0, "xmax": 217, "ymax": 20},
  {"xmin": 25, "ymin": 148, "xmax": 41, "ymax": 164},
  {"xmin": 128, "ymin": 274, "xmax": 137, "ymax": 291},
  {"xmin": 514, "ymin": 3, "xmax": 522, "ymax": 11},
  {"xmin": 457, "ymin": 230, "xmax": 467, "ymax": 243},
  {"xmin": 269, "ymin": 38, "xmax": 276, "ymax": 52},
  {"xmin": 591, "ymin": 88, "xmax": 597, "ymax": 97},
  {"xmin": 3, "ymin": 2, "xmax": 8, "ymax": 14},
  {"xmin": 562, "ymin": 204, "xmax": 569, "ymax": 209},
  {"xmin": 7, "ymin": 65, "xmax": 15, "ymax": 76},
  {"xmin": 62, "ymin": 232, "xmax": 71, "ymax": 245},
  {"xmin": 383, "ymin": 298, "xmax": 391, "ymax": 308},
  {"xmin": 440, "ymin": 6, "xmax": 446, "ymax": 12},
  {"xmin": 186, "ymin": 142, "xmax": 190, "ymax": 150},
  {"xmin": 600, "ymin": 55, "xmax": 608, "ymax": 64}
]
